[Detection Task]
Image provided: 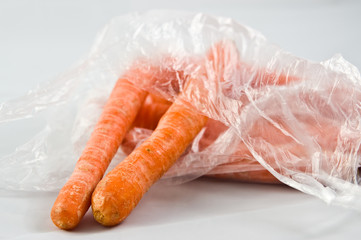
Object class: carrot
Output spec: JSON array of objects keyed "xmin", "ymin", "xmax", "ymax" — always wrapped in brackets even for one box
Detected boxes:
[
  {"xmin": 132, "ymin": 93, "xmax": 172, "ymax": 130},
  {"xmin": 50, "ymin": 77, "xmax": 147, "ymax": 230},
  {"xmin": 207, "ymin": 170, "xmax": 281, "ymax": 184},
  {"xmin": 121, "ymin": 94, "xmax": 172, "ymax": 156},
  {"xmin": 206, "ymin": 108, "xmax": 341, "ymax": 183},
  {"xmin": 91, "ymin": 97, "xmax": 208, "ymax": 226},
  {"xmin": 208, "ymin": 40, "xmax": 299, "ymax": 88}
]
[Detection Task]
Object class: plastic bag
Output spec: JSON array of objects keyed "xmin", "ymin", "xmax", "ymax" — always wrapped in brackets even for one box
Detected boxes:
[
  {"xmin": 121, "ymin": 95, "xmax": 280, "ymax": 184},
  {"xmin": 1, "ymin": 10, "xmax": 361, "ymax": 210}
]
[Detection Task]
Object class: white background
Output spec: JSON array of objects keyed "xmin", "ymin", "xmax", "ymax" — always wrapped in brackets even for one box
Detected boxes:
[{"xmin": 1, "ymin": 0, "xmax": 361, "ymax": 239}]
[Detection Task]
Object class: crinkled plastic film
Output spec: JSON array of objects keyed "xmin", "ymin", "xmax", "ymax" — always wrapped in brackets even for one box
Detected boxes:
[{"xmin": 1, "ymin": 10, "xmax": 361, "ymax": 209}]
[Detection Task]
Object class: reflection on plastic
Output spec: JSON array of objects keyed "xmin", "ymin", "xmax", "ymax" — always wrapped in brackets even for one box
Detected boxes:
[{"xmin": 1, "ymin": 10, "xmax": 361, "ymax": 210}]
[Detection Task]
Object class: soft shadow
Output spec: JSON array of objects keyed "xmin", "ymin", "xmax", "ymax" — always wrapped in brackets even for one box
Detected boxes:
[
  {"xmin": 72, "ymin": 210, "xmax": 110, "ymax": 233},
  {"xmin": 121, "ymin": 178, "xmax": 304, "ymax": 227}
]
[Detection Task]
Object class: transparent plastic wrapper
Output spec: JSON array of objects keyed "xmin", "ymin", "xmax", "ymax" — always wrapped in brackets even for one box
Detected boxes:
[{"xmin": 1, "ymin": 10, "xmax": 361, "ymax": 210}]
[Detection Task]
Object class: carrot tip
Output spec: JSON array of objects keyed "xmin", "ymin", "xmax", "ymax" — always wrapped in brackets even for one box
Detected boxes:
[
  {"xmin": 51, "ymin": 206, "xmax": 80, "ymax": 230},
  {"xmin": 92, "ymin": 191, "xmax": 125, "ymax": 227},
  {"xmin": 93, "ymin": 210, "xmax": 105, "ymax": 225},
  {"xmin": 93, "ymin": 209, "xmax": 122, "ymax": 227}
]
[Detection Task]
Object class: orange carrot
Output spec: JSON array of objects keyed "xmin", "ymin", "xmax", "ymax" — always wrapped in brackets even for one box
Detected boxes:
[
  {"xmin": 208, "ymin": 40, "xmax": 299, "ymax": 88},
  {"xmin": 207, "ymin": 170, "xmax": 281, "ymax": 184},
  {"xmin": 132, "ymin": 93, "xmax": 172, "ymax": 130},
  {"xmin": 121, "ymin": 94, "xmax": 172, "ymax": 156},
  {"xmin": 92, "ymin": 97, "xmax": 208, "ymax": 226},
  {"xmin": 122, "ymin": 121, "xmax": 281, "ymax": 184},
  {"xmin": 50, "ymin": 77, "xmax": 147, "ymax": 230}
]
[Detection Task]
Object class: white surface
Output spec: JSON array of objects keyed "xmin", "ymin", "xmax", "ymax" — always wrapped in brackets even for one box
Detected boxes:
[
  {"xmin": 2, "ymin": 180, "xmax": 361, "ymax": 240},
  {"xmin": 1, "ymin": 0, "xmax": 361, "ymax": 239}
]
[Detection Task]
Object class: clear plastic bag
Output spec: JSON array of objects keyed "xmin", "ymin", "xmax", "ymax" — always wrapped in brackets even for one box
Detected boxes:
[{"xmin": 1, "ymin": 10, "xmax": 361, "ymax": 210}]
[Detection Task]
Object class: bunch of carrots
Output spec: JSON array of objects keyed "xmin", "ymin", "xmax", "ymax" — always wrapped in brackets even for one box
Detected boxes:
[{"xmin": 51, "ymin": 40, "xmax": 301, "ymax": 230}]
